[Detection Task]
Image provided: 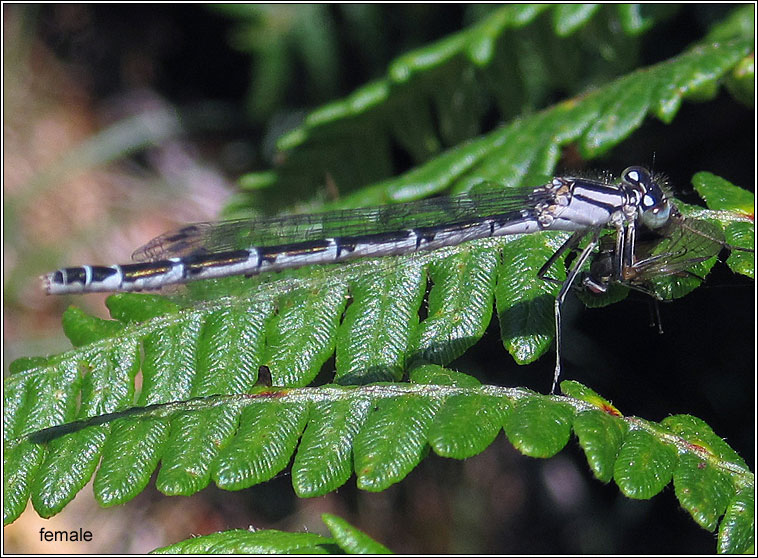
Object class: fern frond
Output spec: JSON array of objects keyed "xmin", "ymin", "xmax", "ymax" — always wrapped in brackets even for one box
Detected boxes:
[
  {"xmin": 153, "ymin": 527, "xmax": 337, "ymax": 554},
  {"xmin": 152, "ymin": 512, "xmax": 390, "ymax": 554},
  {"xmin": 4, "ymin": 5, "xmax": 754, "ymax": 554},
  {"xmin": 234, "ymin": 4, "xmax": 749, "ymax": 213},
  {"xmin": 4, "ymin": 30, "xmax": 754, "ymax": 529},
  {"xmin": 6, "ymin": 376, "xmax": 754, "ymax": 553}
]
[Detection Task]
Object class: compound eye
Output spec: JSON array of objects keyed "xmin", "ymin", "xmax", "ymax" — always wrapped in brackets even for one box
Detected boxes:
[
  {"xmin": 639, "ymin": 182, "xmax": 671, "ymax": 229},
  {"xmin": 622, "ymin": 166, "xmax": 652, "ymax": 188},
  {"xmin": 641, "ymin": 197, "xmax": 671, "ymax": 228}
]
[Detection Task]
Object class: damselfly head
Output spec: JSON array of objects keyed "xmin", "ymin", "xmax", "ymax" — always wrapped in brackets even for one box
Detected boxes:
[{"xmin": 622, "ymin": 166, "xmax": 672, "ymax": 229}]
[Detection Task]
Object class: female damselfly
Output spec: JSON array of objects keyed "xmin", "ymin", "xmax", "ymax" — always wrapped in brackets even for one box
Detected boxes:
[
  {"xmin": 43, "ymin": 166, "xmax": 743, "ymax": 391},
  {"xmin": 45, "ymin": 166, "xmax": 672, "ymax": 295}
]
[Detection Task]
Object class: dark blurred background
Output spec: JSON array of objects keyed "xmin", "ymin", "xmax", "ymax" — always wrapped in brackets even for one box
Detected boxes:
[{"xmin": 3, "ymin": 4, "xmax": 754, "ymax": 554}]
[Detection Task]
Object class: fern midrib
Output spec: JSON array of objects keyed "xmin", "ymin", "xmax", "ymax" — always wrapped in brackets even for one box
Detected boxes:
[{"xmin": 12, "ymin": 380, "xmax": 754, "ymax": 489}]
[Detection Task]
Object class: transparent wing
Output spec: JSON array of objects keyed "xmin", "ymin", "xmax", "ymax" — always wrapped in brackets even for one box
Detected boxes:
[
  {"xmin": 132, "ymin": 182, "xmax": 546, "ymax": 262},
  {"xmin": 629, "ymin": 214, "xmax": 725, "ymax": 281}
]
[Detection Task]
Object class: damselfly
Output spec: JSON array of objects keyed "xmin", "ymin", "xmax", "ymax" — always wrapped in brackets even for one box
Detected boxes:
[
  {"xmin": 42, "ymin": 166, "xmax": 744, "ymax": 391},
  {"xmin": 45, "ymin": 166, "xmax": 674, "ymax": 294}
]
